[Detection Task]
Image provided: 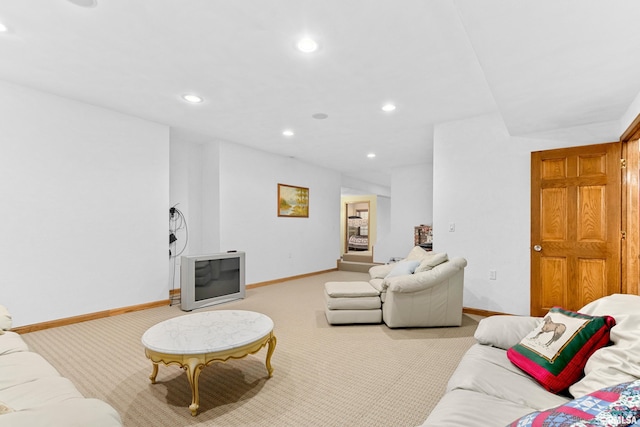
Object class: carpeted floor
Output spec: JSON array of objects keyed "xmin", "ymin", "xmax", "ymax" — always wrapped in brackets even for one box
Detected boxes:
[{"xmin": 21, "ymin": 270, "xmax": 479, "ymax": 427}]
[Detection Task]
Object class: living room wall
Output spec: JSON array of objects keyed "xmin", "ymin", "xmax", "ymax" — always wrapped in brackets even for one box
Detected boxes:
[
  {"xmin": 1, "ymin": 80, "xmax": 170, "ymax": 327},
  {"xmin": 433, "ymin": 112, "xmax": 613, "ymax": 315},
  {"xmin": 170, "ymin": 137, "xmax": 342, "ymax": 285},
  {"xmin": 387, "ymin": 163, "xmax": 433, "ymax": 260},
  {"xmin": 372, "ymin": 195, "xmax": 391, "ymax": 262}
]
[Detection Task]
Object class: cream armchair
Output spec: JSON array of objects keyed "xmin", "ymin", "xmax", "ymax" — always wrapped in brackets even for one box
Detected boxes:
[{"xmin": 369, "ymin": 248, "xmax": 467, "ymax": 328}]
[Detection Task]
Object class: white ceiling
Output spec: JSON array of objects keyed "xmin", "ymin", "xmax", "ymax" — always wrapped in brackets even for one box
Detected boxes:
[{"xmin": 2, "ymin": 0, "xmax": 640, "ymax": 187}]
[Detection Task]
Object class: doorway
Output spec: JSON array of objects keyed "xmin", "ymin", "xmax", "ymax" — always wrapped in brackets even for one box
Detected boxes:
[
  {"xmin": 346, "ymin": 201, "xmax": 370, "ymax": 255},
  {"xmin": 340, "ymin": 194, "xmax": 377, "ymax": 264}
]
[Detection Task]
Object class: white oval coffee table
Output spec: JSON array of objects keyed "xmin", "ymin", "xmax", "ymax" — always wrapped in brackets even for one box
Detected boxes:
[{"xmin": 141, "ymin": 310, "xmax": 277, "ymax": 416}]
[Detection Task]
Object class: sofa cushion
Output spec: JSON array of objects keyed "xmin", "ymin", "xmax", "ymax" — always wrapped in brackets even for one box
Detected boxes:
[
  {"xmin": 368, "ymin": 263, "xmax": 395, "ymax": 279},
  {"xmin": 0, "ymin": 397, "xmax": 123, "ymax": 427},
  {"xmin": 447, "ymin": 344, "xmax": 570, "ymax": 411},
  {"xmin": 0, "ymin": 332, "xmax": 29, "ymax": 356},
  {"xmin": 414, "ymin": 252, "xmax": 448, "ymax": 273},
  {"xmin": 506, "ymin": 379, "xmax": 640, "ymax": 427},
  {"xmin": 368, "ymin": 279, "xmax": 386, "ymax": 302},
  {"xmin": 0, "ymin": 376, "xmax": 84, "ymax": 410},
  {"xmin": 569, "ymin": 294, "xmax": 640, "ymax": 398},
  {"xmin": 507, "ymin": 307, "xmax": 615, "ymax": 394},
  {"xmin": 421, "ymin": 388, "xmax": 537, "ymax": 427},
  {"xmin": 0, "ymin": 352, "xmax": 62, "ymax": 390},
  {"xmin": 324, "ymin": 291, "xmax": 380, "ymax": 310},
  {"xmin": 475, "ymin": 315, "xmax": 543, "ymax": 351},
  {"xmin": 369, "ymin": 278, "xmax": 384, "ymax": 293},
  {"xmin": 384, "ymin": 260, "xmax": 420, "ymax": 278},
  {"xmin": 324, "ymin": 281, "xmax": 379, "ymax": 297}
]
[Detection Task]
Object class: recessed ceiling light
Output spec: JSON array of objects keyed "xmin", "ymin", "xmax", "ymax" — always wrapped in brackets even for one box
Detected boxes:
[
  {"xmin": 296, "ymin": 37, "xmax": 319, "ymax": 53},
  {"xmin": 382, "ymin": 103, "xmax": 396, "ymax": 112},
  {"xmin": 282, "ymin": 130, "xmax": 294, "ymax": 137},
  {"xmin": 68, "ymin": 0, "xmax": 98, "ymax": 7},
  {"xmin": 312, "ymin": 113, "xmax": 328, "ymax": 120},
  {"xmin": 367, "ymin": 153, "xmax": 376, "ymax": 159},
  {"xmin": 0, "ymin": 22, "xmax": 8, "ymax": 33},
  {"xmin": 182, "ymin": 94, "xmax": 203, "ymax": 104}
]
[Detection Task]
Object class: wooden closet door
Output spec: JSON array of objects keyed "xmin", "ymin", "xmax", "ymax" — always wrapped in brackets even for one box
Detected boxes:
[{"xmin": 530, "ymin": 142, "xmax": 622, "ymax": 316}]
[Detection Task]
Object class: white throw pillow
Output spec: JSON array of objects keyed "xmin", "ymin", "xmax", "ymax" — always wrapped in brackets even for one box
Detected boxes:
[
  {"xmin": 474, "ymin": 315, "xmax": 543, "ymax": 350},
  {"xmin": 384, "ymin": 260, "xmax": 421, "ymax": 279},
  {"xmin": 414, "ymin": 252, "xmax": 448, "ymax": 273}
]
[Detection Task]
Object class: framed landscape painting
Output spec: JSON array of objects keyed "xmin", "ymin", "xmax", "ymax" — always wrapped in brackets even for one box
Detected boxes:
[{"xmin": 278, "ymin": 184, "xmax": 309, "ymax": 218}]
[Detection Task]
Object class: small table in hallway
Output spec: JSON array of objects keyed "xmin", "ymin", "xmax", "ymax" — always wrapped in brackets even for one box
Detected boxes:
[{"xmin": 141, "ymin": 310, "xmax": 277, "ymax": 416}]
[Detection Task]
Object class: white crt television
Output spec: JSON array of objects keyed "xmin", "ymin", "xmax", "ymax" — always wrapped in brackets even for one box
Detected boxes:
[{"xmin": 180, "ymin": 251, "xmax": 245, "ymax": 311}]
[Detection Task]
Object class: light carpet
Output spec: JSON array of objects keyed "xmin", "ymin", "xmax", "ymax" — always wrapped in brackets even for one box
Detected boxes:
[{"xmin": 21, "ymin": 270, "xmax": 479, "ymax": 427}]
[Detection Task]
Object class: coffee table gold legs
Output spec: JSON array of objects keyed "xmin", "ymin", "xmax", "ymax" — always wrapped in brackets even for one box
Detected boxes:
[
  {"xmin": 149, "ymin": 362, "xmax": 159, "ymax": 384},
  {"xmin": 184, "ymin": 358, "xmax": 204, "ymax": 416},
  {"xmin": 147, "ymin": 358, "xmax": 204, "ymax": 416},
  {"xmin": 265, "ymin": 335, "xmax": 277, "ymax": 377}
]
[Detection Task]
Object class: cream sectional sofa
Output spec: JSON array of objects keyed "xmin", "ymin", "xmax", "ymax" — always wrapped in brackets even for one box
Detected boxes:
[
  {"xmin": 368, "ymin": 246, "xmax": 466, "ymax": 328},
  {"xmin": 0, "ymin": 307, "xmax": 122, "ymax": 426},
  {"xmin": 421, "ymin": 294, "xmax": 640, "ymax": 426},
  {"xmin": 326, "ymin": 247, "xmax": 466, "ymax": 327}
]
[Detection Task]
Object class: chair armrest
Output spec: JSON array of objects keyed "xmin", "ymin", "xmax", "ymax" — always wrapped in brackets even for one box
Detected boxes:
[
  {"xmin": 369, "ymin": 263, "xmax": 396, "ymax": 279},
  {"xmin": 385, "ymin": 257, "xmax": 467, "ymax": 293}
]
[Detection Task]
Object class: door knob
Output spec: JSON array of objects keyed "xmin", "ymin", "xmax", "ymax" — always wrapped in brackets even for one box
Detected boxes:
[{"xmin": 533, "ymin": 245, "xmax": 542, "ymax": 252}]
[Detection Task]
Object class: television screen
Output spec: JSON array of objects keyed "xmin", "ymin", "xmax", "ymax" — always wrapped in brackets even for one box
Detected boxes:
[{"xmin": 194, "ymin": 258, "xmax": 240, "ymax": 301}]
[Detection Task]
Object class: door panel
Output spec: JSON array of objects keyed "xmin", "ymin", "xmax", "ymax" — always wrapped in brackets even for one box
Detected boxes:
[
  {"xmin": 577, "ymin": 185, "xmax": 605, "ymax": 241},
  {"xmin": 531, "ymin": 142, "xmax": 621, "ymax": 316},
  {"xmin": 541, "ymin": 188, "xmax": 567, "ymax": 240},
  {"xmin": 540, "ymin": 257, "xmax": 567, "ymax": 308},
  {"xmin": 576, "ymin": 258, "xmax": 606, "ymax": 308}
]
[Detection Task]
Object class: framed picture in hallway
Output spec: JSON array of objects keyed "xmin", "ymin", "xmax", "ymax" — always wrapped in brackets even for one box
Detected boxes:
[{"xmin": 278, "ymin": 183, "xmax": 309, "ymax": 218}]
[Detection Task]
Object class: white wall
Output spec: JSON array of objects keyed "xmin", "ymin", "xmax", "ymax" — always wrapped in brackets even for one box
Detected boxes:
[
  {"xmin": 386, "ymin": 163, "xmax": 433, "ymax": 259},
  {"xmin": 219, "ymin": 143, "xmax": 341, "ymax": 283},
  {"xmin": 170, "ymin": 139, "xmax": 342, "ymax": 285},
  {"xmin": 372, "ymin": 195, "xmax": 392, "ymax": 263},
  {"xmin": 620, "ymin": 89, "xmax": 640, "ymax": 137},
  {"xmin": 341, "ymin": 175, "xmax": 391, "ymax": 198},
  {"xmin": 168, "ymin": 136, "xmax": 210, "ymax": 291},
  {"xmin": 201, "ymin": 141, "xmax": 222, "ymax": 254},
  {"xmin": 433, "ymin": 112, "xmax": 601, "ymax": 315},
  {"xmin": 1, "ymin": 80, "xmax": 169, "ymax": 327}
]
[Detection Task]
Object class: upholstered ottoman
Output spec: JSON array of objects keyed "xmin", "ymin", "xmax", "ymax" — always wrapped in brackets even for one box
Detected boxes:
[{"xmin": 324, "ymin": 281, "xmax": 382, "ymax": 325}]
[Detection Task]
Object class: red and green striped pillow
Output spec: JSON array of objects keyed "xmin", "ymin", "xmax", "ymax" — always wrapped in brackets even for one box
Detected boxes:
[{"xmin": 506, "ymin": 307, "xmax": 615, "ymax": 394}]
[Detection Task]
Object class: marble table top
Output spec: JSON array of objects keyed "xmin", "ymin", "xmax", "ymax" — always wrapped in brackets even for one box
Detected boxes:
[{"xmin": 141, "ymin": 310, "xmax": 274, "ymax": 354}]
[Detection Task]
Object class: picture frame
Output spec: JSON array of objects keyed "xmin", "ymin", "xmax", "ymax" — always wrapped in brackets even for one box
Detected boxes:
[{"xmin": 278, "ymin": 183, "xmax": 309, "ymax": 218}]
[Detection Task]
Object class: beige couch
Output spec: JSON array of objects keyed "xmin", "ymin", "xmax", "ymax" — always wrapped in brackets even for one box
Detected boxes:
[
  {"xmin": 0, "ymin": 307, "xmax": 122, "ymax": 426},
  {"xmin": 421, "ymin": 294, "xmax": 640, "ymax": 426},
  {"xmin": 368, "ymin": 246, "xmax": 466, "ymax": 328}
]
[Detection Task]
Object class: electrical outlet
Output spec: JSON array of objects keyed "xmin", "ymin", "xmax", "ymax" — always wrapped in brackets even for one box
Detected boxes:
[{"xmin": 489, "ymin": 270, "xmax": 497, "ymax": 280}]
